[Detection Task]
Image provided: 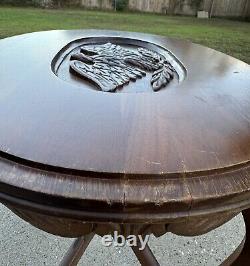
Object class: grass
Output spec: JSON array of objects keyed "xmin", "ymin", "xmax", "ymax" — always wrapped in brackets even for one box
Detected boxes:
[{"xmin": 0, "ymin": 6, "xmax": 249, "ymax": 64}]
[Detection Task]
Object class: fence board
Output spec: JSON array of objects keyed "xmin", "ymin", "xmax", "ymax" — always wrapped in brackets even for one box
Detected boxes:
[
  {"xmin": 81, "ymin": 0, "xmax": 113, "ymax": 9},
  {"xmin": 42, "ymin": 0, "xmax": 250, "ymax": 18}
]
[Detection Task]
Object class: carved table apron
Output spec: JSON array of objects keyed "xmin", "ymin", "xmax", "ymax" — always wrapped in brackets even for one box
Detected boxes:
[{"xmin": 0, "ymin": 30, "xmax": 249, "ymax": 266}]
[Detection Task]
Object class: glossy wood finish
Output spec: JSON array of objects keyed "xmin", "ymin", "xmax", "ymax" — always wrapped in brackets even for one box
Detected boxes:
[
  {"xmin": 132, "ymin": 243, "xmax": 160, "ymax": 266},
  {"xmin": 0, "ymin": 30, "xmax": 249, "ymax": 176},
  {"xmin": 59, "ymin": 234, "xmax": 94, "ymax": 266},
  {"xmin": 0, "ymin": 30, "xmax": 249, "ymax": 246}
]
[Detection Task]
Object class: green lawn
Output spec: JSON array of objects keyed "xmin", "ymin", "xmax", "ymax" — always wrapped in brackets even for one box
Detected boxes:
[{"xmin": 0, "ymin": 7, "xmax": 249, "ymax": 64}]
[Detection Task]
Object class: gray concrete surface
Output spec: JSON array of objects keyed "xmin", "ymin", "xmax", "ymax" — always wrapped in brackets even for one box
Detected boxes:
[{"xmin": 0, "ymin": 204, "xmax": 245, "ymax": 266}]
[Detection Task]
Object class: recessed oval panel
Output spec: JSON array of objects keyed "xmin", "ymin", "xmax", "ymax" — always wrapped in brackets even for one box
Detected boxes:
[{"xmin": 52, "ymin": 37, "xmax": 186, "ymax": 93}]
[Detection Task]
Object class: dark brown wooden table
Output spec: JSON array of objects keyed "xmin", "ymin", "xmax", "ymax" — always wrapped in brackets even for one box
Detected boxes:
[{"xmin": 0, "ymin": 30, "xmax": 249, "ymax": 266}]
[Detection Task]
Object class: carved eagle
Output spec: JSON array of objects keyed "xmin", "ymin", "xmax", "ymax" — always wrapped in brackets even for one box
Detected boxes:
[{"xmin": 70, "ymin": 43, "xmax": 175, "ymax": 92}]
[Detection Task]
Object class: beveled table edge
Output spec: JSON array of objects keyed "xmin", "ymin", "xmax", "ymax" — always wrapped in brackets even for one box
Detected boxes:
[{"xmin": 0, "ymin": 156, "xmax": 250, "ymax": 223}]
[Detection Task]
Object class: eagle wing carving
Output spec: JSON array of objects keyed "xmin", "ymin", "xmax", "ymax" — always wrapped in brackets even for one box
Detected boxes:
[{"xmin": 70, "ymin": 43, "xmax": 175, "ymax": 92}]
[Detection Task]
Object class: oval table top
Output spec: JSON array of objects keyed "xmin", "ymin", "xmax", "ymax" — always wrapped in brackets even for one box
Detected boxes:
[{"xmin": 0, "ymin": 30, "xmax": 249, "ymax": 223}]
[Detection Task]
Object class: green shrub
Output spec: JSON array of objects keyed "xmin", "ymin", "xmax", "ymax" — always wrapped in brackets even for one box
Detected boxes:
[
  {"xmin": 115, "ymin": 0, "xmax": 128, "ymax": 11},
  {"xmin": 50, "ymin": 0, "xmax": 81, "ymax": 8},
  {"xmin": 51, "ymin": 0, "xmax": 69, "ymax": 7},
  {"xmin": 190, "ymin": 0, "xmax": 203, "ymax": 11},
  {"xmin": 0, "ymin": 0, "xmax": 36, "ymax": 6}
]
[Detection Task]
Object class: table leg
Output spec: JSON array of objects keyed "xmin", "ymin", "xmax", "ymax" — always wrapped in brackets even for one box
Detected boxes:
[
  {"xmin": 230, "ymin": 209, "xmax": 250, "ymax": 266},
  {"xmin": 59, "ymin": 233, "xmax": 95, "ymax": 266},
  {"xmin": 131, "ymin": 241, "xmax": 160, "ymax": 266}
]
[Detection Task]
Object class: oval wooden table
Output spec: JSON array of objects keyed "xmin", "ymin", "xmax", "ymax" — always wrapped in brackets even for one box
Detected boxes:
[{"xmin": 0, "ymin": 30, "xmax": 249, "ymax": 266}]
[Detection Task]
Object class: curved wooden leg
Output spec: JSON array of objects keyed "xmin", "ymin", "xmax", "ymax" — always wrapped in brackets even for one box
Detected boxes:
[
  {"xmin": 229, "ymin": 209, "xmax": 250, "ymax": 266},
  {"xmin": 131, "ymin": 241, "xmax": 160, "ymax": 266},
  {"xmin": 59, "ymin": 233, "xmax": 95, "ymax": 266}
]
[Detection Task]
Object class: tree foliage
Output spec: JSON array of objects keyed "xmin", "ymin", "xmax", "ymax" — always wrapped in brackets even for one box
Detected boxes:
[
  {"xmin": 50, "ymin": 0, "xmax": 71, "ymax": 7},
  {"xmin": 0, "ymin": 0, "xmax": 36, "ymax": 6},
  {"xmin": 114, "ymin": 0, "xmax": 128, "ymax": 11},
  {"xmin": 190, "ymin": 0, "xmax": 203, "ymax": 11}
]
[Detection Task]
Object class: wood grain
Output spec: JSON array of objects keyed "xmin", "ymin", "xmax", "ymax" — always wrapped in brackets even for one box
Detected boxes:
[{"xmin": 0, "ymin": 30, "xmax": 249, "ymax": 239}]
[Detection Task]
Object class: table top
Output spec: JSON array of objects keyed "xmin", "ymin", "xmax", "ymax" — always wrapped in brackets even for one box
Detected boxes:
[{"xmin": 0, "ymin": 30, "xmax": 249, "ymax": 223}]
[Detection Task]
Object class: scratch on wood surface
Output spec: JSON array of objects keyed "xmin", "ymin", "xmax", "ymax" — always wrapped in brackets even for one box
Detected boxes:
[
  {"xmin": 122, "ymin": 177, "xmax": 128, "ymax": 207},
  {"xmin": 145, "ymin": 160, "xmax": 161, "ymax": 165},
  {"xmin": 180, "ymin": 159, "xmax": 194, "ymax": 212},
  {"xmin": 237, "ymin": 110, "xmax": 250, "ymax": 124},
  {"xmin": 199, "ymin": 150, "xmax": 221, "ymax": 166},
  {"xmin": 194, "ymin": 95, "xmax": 207, "ymax": 103},
  {"xmin": 139, "ymin": 156, "xmax": 161, "ymax": 165}
]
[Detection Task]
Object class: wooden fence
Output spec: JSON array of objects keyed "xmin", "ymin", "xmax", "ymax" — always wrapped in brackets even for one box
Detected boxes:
[
  {"xmin": 81, "ymin": 0, "xmax": 113, "ymax": 10},
  {"xmin": 129, "ymin": 0, "xmax": 250, "ymax": 17},
  {"xmin": 41, "ymin": 0, "xmax": 250, "ymax": 18},
  {"xmin": 204, "ymin": 0, "xmax": 250, "ymax": 17},
  {"xmin": 128, "ymin": 0, "xmax": 195, "ymax": 15}
]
